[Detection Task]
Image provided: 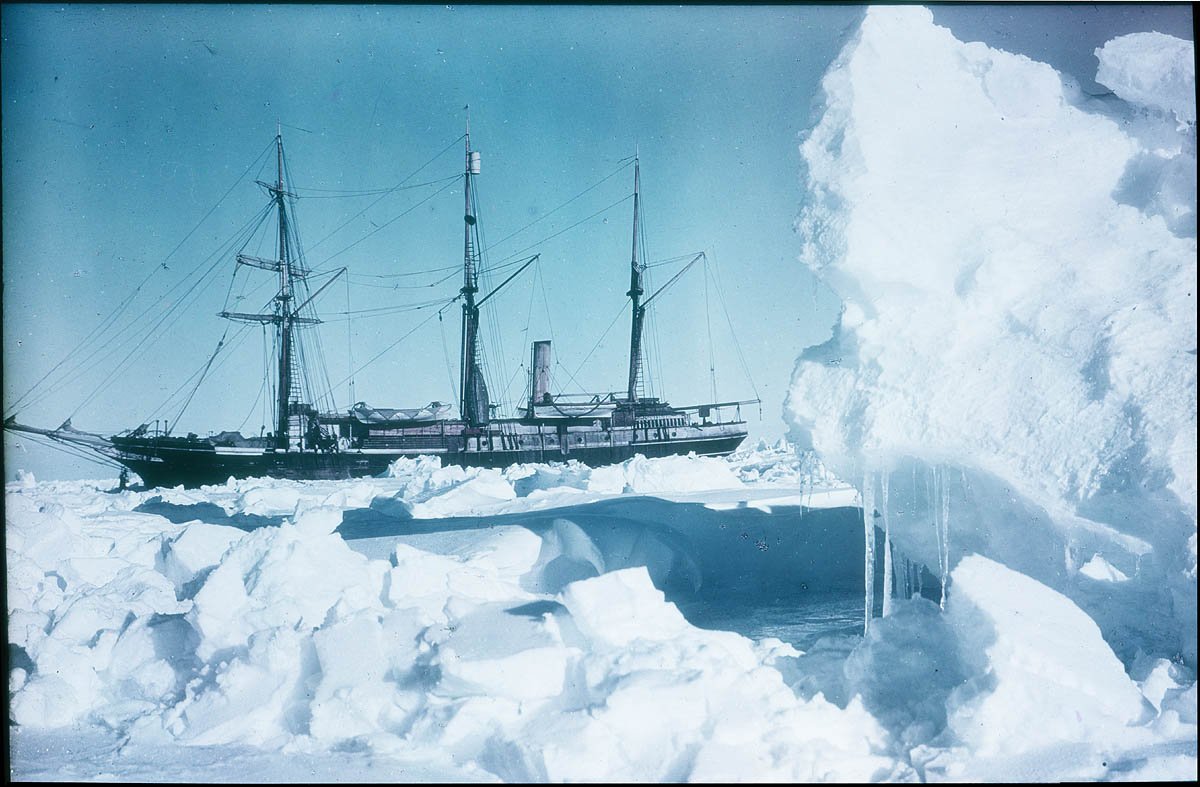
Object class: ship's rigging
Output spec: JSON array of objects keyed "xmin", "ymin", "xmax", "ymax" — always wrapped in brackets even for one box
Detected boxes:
[{"xmin": 6, "ymin": 116, "xmax": 760, "ymax": 480}]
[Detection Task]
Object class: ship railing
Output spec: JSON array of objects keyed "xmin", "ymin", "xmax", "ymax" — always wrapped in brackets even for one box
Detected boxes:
[{"xmin": 668, "ymin": 398, "xmax": 760, "ymax": 424}]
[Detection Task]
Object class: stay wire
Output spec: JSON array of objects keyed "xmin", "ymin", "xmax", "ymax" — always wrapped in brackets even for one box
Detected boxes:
[
  {"xmin": 303, "ymin": 133, "xmax": 465, "ymax": 256},
  {"xmin": 7, "ymin": 139, "xmax": 276, "ymax": 416},
  {"xmin": 70, "ymin": 201, "xmax": 277, "ymax": 418}
]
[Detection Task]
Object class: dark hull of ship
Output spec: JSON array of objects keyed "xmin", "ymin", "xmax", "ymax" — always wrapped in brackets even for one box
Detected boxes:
[{"xmin": 112, "ymin": 431, "xmax": 747, "ymax": 489}]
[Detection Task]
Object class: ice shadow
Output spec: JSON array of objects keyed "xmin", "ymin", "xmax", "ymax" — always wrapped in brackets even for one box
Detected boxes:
[
  {"xmin": 340, "ymin": 496, "xmax": 871, "ymax": 602},
  {"xmin": 134, "ymin": 495, "xmax": 286, "ymax": 531}
]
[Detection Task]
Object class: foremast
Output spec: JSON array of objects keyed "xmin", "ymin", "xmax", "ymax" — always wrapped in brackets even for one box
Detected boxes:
[
  {"xmin": 219, "ymin": 126, "xmax": 319, "ymax": 450},
  {"xmin": 460, "ymin": 114, "xmax": 489, "ymax": 426}
]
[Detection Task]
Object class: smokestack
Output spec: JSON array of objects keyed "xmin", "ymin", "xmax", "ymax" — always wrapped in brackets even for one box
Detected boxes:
[{"xmin": 531, "ymin": 340, "xmax": 551, "ymax": 406}]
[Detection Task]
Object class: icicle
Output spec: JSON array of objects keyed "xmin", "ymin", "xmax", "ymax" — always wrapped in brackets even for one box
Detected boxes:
[
  {"xmin": 881, "ymin": 471, "xmax": 893, "ymax": 617},
  {"xmin": 916, "ymin": 562, "xmax": 924, "ymax": 596},
  {"xmin": 862, "ymin": 470, "xmax": 876, "ymax": 634},
  {"xmin": 901, "ymin": 555, "xmax": 911, "ymax": 600},
  {"xmin": 930, "ymin": 465, "xmax": 946, "ymax": 609},
  {"xmin": 939, "ymin": 465, "xmax": 951, "ymax": 610}
]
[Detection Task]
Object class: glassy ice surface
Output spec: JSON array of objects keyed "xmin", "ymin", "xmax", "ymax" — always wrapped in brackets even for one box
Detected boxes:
[{"xmin": 677, "ymin": 591, "xmax": 865, "ymax": 650}]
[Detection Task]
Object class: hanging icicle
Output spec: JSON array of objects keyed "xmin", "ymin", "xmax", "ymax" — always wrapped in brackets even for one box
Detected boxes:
[
  {"xmin": 881, "ymin": 470, "xmax": 893, "ymax": 617},
  {"xmin": 940, "ymin": 465, "xmax": 951, "ymax": 609},
  {"xmin": 862, "ymin": 469, "xmax": 876, "ymax": 634}
]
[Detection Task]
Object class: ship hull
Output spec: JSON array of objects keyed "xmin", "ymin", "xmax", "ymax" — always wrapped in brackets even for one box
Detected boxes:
[{"xmin": 112, "ymin": 431, "xmax": 747, "ymax": 489}]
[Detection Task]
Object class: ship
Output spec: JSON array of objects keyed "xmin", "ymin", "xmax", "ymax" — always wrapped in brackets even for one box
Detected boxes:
[{"xmin": 6, "ymin": 122, "xmax": 756, "ymax": 488}]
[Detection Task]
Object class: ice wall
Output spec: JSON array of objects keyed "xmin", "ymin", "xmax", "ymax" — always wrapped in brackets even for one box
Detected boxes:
[{"xmin": 788, "ymin": 6, "xmax": 1196, "ymax": 664}]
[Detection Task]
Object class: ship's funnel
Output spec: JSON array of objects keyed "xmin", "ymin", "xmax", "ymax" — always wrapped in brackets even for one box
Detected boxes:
[{"xmin": 531, "ymin": 340, "xmax": 552, "ymax": 406}]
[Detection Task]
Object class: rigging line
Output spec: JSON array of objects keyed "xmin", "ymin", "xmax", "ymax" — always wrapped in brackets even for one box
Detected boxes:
[
  {"xmin": 345, "ymin": 273, "xmax": 354, "ymax": 406},
  {"xmin": 506, "ymin": 258, "xmax": 540, "ymax": 409},
  {"xmin": 438, "ymin": 309, "xmax": 460, "ymax": 407},
  {"xmin": 327, "ymin": 301, "xmax": 450, "ymax": 390},
  {"xmin": 709, "ymin": 250, "xmax": 760, "ymax": 401},
  {"xmin": 170, "ymin": 324, "xmax": 235, "ymax": 429},
  {"xmin": 6, "ymin": 142, "xmax": 276, "ymax": 417},
  {"xmin": 69, "ymin": 223, "xmax": 259, "ymax": 420},
  {"xmin": 63, "ymin": 202, "xmax": 276, "ymax": 416},
  {"xmin": 567, "ymin": 299, "xmax": 629, "ymax": 390},
  {"xmin": 469, "ymin": 178, "xmax": 503, "ymax": 402},
  {"xmin": 52, "ymin": 199, "xmax": 275, "ymax": 398},
  {"xmin": 238, "ymin": 335, "xmax": 270, "ymax": 433},
  {"xmin": 645, "ymin": 252, "xmax": 704, "ymax": 268},
  {"xmin": 537, "ymin": 261, "xmax": 556, "ymax": 345},
  {"xmin": 482, "ymin": 159, "xmax": 634, "ymax": 255},
  {"xmin": 704, "ymin": 260, "xmax": 718, "ymax": 402},
  {"xmin": 146, "ymin": 321, "xmax": 256, "ymax": 424},
  {"xmin": 470, "ymin": 177, "xmax": 508, "ymax": 414},
  {"xmin": 309, "ymin": 178, "xmax": 459, "ymax": 271},
  {"xmin": 343, "ymin": 253, "xmax": 528, "ymax": 289},
  {"xmin": 346, "ymin": 269, "xmax": 461, "ymax": 290},
  {"xmin": 349, "ymin": 262, "xmax": 460, "ymax": 279},
  {"xmin": 303, "ymin": 134, "xmax": 465, "ymax": 254},
  {"xmin": 334, "ymin": 299, "xmax": 450, "ymax": 315},
  {"xmin": 68, "ymin": 201, "xmax": 274, "ymax": 397},
  {"xmin": 291, "ymin": 176, "xmax": 461, "ymax": 197},
  {"xmin": 319, "ymin": 304, "xmax": 445, "ymax": 322},
  {"xmin": 552, "ymin": 359, "xmax": 588, "ymax": 397},
  {"xmin": 21, "ymin": 431, "xmax": 125, "ymax": 471},
  {"xmin": 498, "ymin": 360, "xmax": 527, "ymax": 413},
  {"xmin": 487, "ymin": 193, "xmax": 634, "ymax": 269}
]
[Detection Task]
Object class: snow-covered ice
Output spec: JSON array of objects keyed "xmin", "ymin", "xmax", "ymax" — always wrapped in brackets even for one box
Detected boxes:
[{"xmin": 6, "ymin": 448, "xmax": 909, "ymax": 781}]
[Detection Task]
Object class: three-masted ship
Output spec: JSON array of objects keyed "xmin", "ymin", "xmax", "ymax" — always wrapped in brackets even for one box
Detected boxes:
[{"xmin": 7, "ymin": 124, "xmax": 754, "ymax": 488}]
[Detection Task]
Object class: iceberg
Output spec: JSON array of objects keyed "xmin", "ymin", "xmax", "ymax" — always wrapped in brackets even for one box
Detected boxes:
[{"xmin": 788, "ymin": 5, "xmax": 1196, "ymax": 667}]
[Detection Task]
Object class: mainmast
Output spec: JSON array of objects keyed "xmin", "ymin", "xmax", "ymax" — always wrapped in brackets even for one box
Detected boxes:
[
  {"xmin": 459, "ymin": 111, "xmax": 489, "ymax": 426},
  {"xmin": 626, "ymin": 151, "xmax": 646, "ymax": 403},
  {"xmin": 273, "ymin": 125, "xmax": 295, "ymax": 450}
]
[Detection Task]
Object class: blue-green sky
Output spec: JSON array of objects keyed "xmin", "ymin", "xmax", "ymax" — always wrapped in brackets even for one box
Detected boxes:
[{"xmin": 3, "ymin": 3, "xmax": 1192, "ymax": 481}]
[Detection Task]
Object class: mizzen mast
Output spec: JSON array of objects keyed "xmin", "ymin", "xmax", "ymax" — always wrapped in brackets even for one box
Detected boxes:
[{"xmin": 626, "ymin": 150, "xmax": 646, "ymax": 403}]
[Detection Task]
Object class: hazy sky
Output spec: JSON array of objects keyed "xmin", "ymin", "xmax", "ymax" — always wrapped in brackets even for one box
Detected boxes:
[{"xmin": 2, "ymin": 3, "xmax": 1192, "ymax": 481}]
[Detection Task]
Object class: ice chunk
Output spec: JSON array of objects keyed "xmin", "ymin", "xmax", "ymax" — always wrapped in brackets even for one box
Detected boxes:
[
  {"xmin": 557, "ymin": 567, "xmax": 692, "ymax": 648},
  {"xmin": 160, "ymin": 521, "xmax": 245, "ymax": 592},
  {"xmin": 1079, "ymin": 553, "xmax": 1131, "ymax": 583},
  {"xmin": 944, "ymin": 555, "xmax": 1148, "ymax": 756},
  {"xmin": 1096, "ymin": 32, "xmax": 1196, "ymax": 125}
]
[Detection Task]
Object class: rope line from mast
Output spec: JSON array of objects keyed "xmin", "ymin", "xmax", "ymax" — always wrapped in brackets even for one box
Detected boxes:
[
  {"xmin": 326, "ymin": 298, "xmax": 456, "ymax": 391},
  {"xmin": 66, "ymin": 201, "xmax": 277, "ymax": 419},
  {"xmin": 708, "ymin": 249, "xmax": 761, "ymax": 405},
  {"xmin": 302, "ymin": 134, "xmax": 465, "ymax": 256},
  {"xmin": 481, "ymin": 159, "xmax": 634, "ymax": 256},
  {"xmin": 6, "ymin": 140, "xmax": 276, "ymax": 418},
  {"xmin": 438, "ymin": 309, "xmax": 460, "ymax": 408}
]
